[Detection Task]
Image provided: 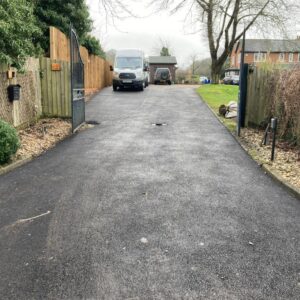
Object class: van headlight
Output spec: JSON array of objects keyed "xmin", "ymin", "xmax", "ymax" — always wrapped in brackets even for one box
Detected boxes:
[{"xmin": 136, "ymin": 71, "xmax": 143, "ymax": 79}]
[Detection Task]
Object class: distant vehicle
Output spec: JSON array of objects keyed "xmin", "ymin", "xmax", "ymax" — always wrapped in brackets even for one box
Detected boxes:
[
  {"xmin": 223, "ymin": 68, "xmax": 240, "ymax": 85},
  {"xmin": 199, "ymin": 76, "xmax": 209, "ymax": 84},
  {"xmin": 111, "ymin": 49, "xmax": 149, "ymax": 91},
  {"xmin": 154, "ymin": 68, "xmax": 172, "ymax": 85},
  {"xmin": 231, "ymin": 75, "xmax": 240, "ymax": 85}
]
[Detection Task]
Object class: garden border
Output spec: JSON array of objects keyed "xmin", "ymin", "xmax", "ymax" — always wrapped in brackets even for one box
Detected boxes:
[{"xmin": 197, "ymin": 89, "xmax": 300, "ymax": 200}]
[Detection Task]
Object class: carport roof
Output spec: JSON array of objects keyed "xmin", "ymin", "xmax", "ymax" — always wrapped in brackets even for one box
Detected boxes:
[{"xmin": 149, "ymin": 56, "xmax": 177, "ymax": 64}]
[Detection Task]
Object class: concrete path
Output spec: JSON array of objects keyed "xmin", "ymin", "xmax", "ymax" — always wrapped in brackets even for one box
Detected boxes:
[{"xmin": 0, "ymin": 85, "xmax": 299, "ymax": 299}]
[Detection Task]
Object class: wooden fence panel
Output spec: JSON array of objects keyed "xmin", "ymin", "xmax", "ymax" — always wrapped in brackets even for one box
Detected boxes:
[
  {"xmin": 50, "ymin": 27, "xmax": 70, "ymax": 62},
  {"xmin": 246, "ymin": 67, "xmax": 270, "ymax": 127},
  {"xmin": 49, "ymin": 26, "xmax": 112, "ymax": 96},
  {"xmin": 40, "ymin": 57, "xmax": 71, "ymax": 117}
]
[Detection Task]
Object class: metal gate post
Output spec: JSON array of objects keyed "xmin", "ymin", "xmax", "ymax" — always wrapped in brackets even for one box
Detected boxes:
[
  {"xmin": 239, "ymin": 63, "xmax": 248, "ymax": 129},
  {"xmin": 237, "ymin": 30, "xmax": 247, "ymax": 136},
  {"xmin": 70, "ymin": 25, "xmax": 74, "ymax": 133},
  {"xmin": 70, "ymin": 24, "xmax": 85, "ymax": 133}
]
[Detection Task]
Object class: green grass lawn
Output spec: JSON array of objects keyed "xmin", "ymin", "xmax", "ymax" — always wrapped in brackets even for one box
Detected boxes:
[{"xmin": 196, "ymin": 84, "xmax": 239, "ymax": 132}]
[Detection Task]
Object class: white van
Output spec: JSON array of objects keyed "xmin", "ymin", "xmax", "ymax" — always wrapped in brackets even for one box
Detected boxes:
[{"xmin": 111, "ymin": 49, "xmax": 149, "ymax": 91}]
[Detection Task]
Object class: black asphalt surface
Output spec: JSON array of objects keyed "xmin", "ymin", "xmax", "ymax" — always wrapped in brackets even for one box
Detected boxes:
[{"xmin": 0, "ymin": 85, "xmax": 299, "ymax": 300}]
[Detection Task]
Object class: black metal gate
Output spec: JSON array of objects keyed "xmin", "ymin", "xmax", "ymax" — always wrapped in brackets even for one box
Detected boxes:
[{"xmin": 70, "ymin": 25, "xmax": 85, "ymax": 132}]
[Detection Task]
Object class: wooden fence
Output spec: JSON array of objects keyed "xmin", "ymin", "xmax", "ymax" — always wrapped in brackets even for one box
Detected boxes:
[
  {"xmin": 49, "ymin": 27, "xmax": 112, "ymax": 95},
  {"xmin": 245, "ymin": 65, "xmax": 300, "ymax": 145},
  {"xmin": 40, "ymin": 57, "xmax": 71, "ymax": 117},
  {"xmin": 245, "ymin": 67, "xmax": 270, "ymax": 127},
  {"xmin": 38, "ymin": 27, "xmax": 113, "ymax": 118}
]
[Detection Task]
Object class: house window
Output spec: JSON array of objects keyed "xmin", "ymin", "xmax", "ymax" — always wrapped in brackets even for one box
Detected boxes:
[
  {"xmin": 278, "ymin": 53, "xmax": 285, "ymax": 62},
  {"xmin": 289, "ymin": 53, "xmax": 294, "ymax": 62},
  {"xmin": 238, "ymin": 53, "xmax": 241, "ymax": 63},
  {"xmin": 254, "ymin": 52, "xmax": 267, "ymax": 62}
]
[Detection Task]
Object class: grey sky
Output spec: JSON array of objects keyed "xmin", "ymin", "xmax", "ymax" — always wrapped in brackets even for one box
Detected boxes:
[
  {"xmin": 86, "ymin": 0, "xmax": 209, "ymax": 67},
  {"xmin": 86, "ymin": 0, "xmax": 300, "ymax": 68}
]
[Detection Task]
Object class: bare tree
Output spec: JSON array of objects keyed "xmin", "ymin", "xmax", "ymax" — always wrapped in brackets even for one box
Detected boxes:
[
  {"xmin": 94, "ymin": 0, "xmax": 142, "ymax": 32},
  {"xmin": 97, "ymin": 0, "xmax": 135, "ymax": 20},
  {"xmin": 188, "ymin": 56, "xmax": 211, "ymax": 76},
  {"xmin": 153, "ymin": 0, "xmax": 299, "ymax": 83},
  {"xmin": 189, "ymin": 53, "xmax": 199, "ymax": 75},
  {"xmin": 176, "ymin": 68, "xmax": 189, "ymax": 83}
]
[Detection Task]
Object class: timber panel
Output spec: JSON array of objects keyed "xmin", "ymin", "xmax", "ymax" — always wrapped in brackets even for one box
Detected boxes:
[
  {"xmin": 49, "ymin": 26, "xmax": 112, "ymax": 95},
  {"xmin": 40, "ymin": 57, "xmax": 71, "ymax": 117},
  {"xmin": 246, "ymin": 67, "xmax": 270, "ymax": 126}
]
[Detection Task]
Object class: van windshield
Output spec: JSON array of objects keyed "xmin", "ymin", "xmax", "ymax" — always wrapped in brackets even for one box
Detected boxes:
[{"xmin": 115, "ymin": 57, "xmax": 142, "ymax": 69}]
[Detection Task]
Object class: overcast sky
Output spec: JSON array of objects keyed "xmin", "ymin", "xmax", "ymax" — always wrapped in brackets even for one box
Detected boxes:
[
  {"xmin": 86, "ymin": 0, "xmax": 209, "ymax": 68},
  {"xmin": 86, "ymin": 0, "xmax": 300, "ymax": 68}
]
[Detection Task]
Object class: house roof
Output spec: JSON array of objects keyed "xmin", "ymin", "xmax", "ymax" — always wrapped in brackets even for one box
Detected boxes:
[
  {"xmin": 235, "ymin": 39, "xmax": 300, "ymax": 53},
  {"xmin": 148, "ymin": 56, "xmax": 177, "ymax": 64}
]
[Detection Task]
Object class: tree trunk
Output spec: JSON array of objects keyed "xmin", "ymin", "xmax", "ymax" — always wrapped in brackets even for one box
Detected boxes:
[
  {"xmin": 211, "ymin": 72, "xmax": 220, "ymax": 84},
  {"xmin": 210, "ymin": 60, "xmax": 222, "ymax": 84}
]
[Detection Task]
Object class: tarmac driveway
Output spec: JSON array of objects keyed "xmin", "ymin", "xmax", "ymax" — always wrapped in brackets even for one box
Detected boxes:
[{"xmin": 0, "ymin": 85, "xmax": 299, "ymax": 299}]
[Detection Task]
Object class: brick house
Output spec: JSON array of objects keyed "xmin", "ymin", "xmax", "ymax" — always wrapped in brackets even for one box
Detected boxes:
[
  {"xmin": 230, "ymin": 39, "xmax": 300, "ymax": 68},
  {"xmin": 148, "ymin": 56, "xmax": 177, "ymax": 83}
]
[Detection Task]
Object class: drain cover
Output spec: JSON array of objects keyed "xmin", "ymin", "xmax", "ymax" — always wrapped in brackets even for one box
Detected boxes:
[
  {"xmin": 152, "ymin": 123, "xmax": 167, "ymax": 126},
  {"xmin": 86, "ymin": 120, "xmax": 100, "ymax": 125}
]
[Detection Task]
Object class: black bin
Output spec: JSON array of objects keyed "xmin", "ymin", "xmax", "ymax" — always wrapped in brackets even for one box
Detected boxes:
[{"xmin": 7, "ymin": 84, "xmax": 21, "ymax": 102}]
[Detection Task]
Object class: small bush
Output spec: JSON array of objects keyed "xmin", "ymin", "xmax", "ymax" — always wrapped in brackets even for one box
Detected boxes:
[{"xmin": 0, "ymin": 119, "xmax": 20, "ymax": 164}]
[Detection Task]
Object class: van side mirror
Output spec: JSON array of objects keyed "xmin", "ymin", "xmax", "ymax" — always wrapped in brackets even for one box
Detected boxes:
[{"xmin": 110, "ymin": 65, "xmax": 114, "ymax": 71}]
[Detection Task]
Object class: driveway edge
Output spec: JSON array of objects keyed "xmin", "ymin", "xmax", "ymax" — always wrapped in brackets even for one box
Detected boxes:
[
  {"xmin": 197, "ymin": 91, "xmax": 300, "ymax": 200},
  {"xmin": 0, "ymin": 117, "xmax": 99, "ymax": 177},
  {"xmin": 0, "ymin": 157, "xmax": 33, "ymax": 176},
  {"xmin": 261, "ymin": 164, "xmax": 300, "ymax": 199}
]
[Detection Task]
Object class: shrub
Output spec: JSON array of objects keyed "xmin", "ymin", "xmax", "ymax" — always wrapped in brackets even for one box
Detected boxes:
[
  {"xmin": 0, "ymin": 0, "xmax": 42, "ymax": 70},
  {"xmin": 0, "ymin": 119, "xmax": 20, "ymax": 164},
  {"xmin": 82, "ymin": 35, "xmax": 106, "ymax": 58},
  {"xmin": 266, "ymin": 67, "xmax": 300, "ymax": 146}
]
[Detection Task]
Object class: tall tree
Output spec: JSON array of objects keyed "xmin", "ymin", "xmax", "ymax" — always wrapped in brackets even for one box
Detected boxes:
[
  {"xmin": 155, "ymin": 37, "xmax": 173, "ymax": 56},
  {"xmin": 0, "ymin": 0, "xmax": 41, "ymax": 70},
  {"xmin": 154, "ymin": 0, "xmax": 298, "ymax": 83},
  {"xmin": 33, "ymin": 0, "xmax": 93, "ymax": 52},
  {"xmin": 160, "ymin": 47, "xmax": 171, "ymax": 56}
]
